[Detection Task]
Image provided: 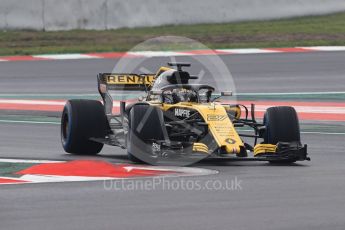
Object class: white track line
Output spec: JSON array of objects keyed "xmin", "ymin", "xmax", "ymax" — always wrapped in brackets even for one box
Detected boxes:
[
  {"xmin": 0, "ymin": 99, "xmax": 121, "ymax": 107},
  {"xmin": 216, "ymin": 48, "xmax": 279, "ymax": 54},
  {"xmin": 302, "ymin": 46, "xmax": 345, "ymax": 51},
  {"xmin": 252, "ymin": 105, "xmax": 345, "ymax": 114},
  {"xmin": 301, "ymin": 131, "xmax": 345, "ymax": 135},
  {"xmin": 0, "ymin": 99, "xmax": 65, "ymax": 105},
  {"xmin": 239, "ymin": 129, "xmax": 345, "ymax": 135},
  {"xmin": 0, "ymin": 158, "xmax": 62, "ymax": 163},
  {"xmin": 0, "ymin": 119, "xmax": 60, "ymax": 125},
  {"xmin": 33, "ymin": 54, "xmax": 100, "ymax": 60}
]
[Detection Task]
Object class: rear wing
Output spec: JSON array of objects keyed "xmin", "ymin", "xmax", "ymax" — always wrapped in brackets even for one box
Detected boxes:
[
  {"xmin": 97, "ymin": 73, "xmax": 156, "ymax": 91},
  {"xmin": 97, "ymin": 73, "xmax": 156, "ymax": 115},
  {"xmin": 97, "ymin": 66, "xmax": 174, "ymax": 114}
]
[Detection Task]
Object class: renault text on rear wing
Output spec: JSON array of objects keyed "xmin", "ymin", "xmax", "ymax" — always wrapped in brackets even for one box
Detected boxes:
[{"xmin": 98, "ymin": 73, "xmax": 156, "ymax": 91}]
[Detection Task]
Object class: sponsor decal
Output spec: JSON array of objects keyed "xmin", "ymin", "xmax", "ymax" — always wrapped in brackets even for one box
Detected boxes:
[
  {"xmin": 207, "ymin": 114, "xmax": 227, "ymax": 121},
  {"xmin": 175, "ymin": 108, "xmax": 191, "ymax": 118},
  {"xmin": 213, "ymin": 126, "xmax": 232, "ymax": 138},
  {"xmin": 106, "ymin": 74, "xmax": 154, "ymax": 85},
  {"xmin": 225, "ymin": 138, "xmax": 236, "ymax": 144}
]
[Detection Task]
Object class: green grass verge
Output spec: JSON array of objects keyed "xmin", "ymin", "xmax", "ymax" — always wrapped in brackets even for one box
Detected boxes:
[{"xmin": 1, "ymin": 12, "xmax": 345, "ymax": 56}]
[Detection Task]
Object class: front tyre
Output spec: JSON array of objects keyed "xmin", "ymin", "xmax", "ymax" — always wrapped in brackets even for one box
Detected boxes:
[
  {"xmin": 264, "ymin": 106, "xmax": 301, "ymax": 144},
  {"xmin": 263, "ymin": 106, "xmax": 301, "ymax": 163},
  {"xmin": 61, "ymin": 99, "xmax": 107, "ymax": 155}
]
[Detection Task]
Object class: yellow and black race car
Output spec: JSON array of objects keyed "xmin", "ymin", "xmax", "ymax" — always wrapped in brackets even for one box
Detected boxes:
[{"xmin": 60, "ymin": 62, "xmax": 310, "ymax": 165}]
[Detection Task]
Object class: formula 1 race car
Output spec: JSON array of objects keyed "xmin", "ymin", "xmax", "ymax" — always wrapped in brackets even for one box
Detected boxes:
[{"xmin": 60, "ymin": 62, "xmax": 310, "ymax": 165}]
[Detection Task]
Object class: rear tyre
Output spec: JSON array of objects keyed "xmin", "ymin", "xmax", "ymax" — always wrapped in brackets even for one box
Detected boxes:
[
  {"xmin": 263, "ymin": 106, "xmax": 301, "ymax": 163},
  {"xmin": 127, "ymin": 104, "xmax": 166, "ymax": 163},
  {"xmin": 61, "ymin": 99, "xmax": 107, "ymax": 155}
]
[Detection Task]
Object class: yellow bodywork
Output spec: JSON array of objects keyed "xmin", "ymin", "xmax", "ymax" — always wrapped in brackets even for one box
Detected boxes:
[
  {"xmin": 155, "ymin": 66, "xmax": 173, "ymax": 77},
  {"xmin": 254, "ymin": 144, "xmax": 277, "ymax": 156},
  {"xmin": 157, "ymin": 102, "xmax": 244, "ymax": 155},
  {"xmin": 192, "ymin": 143, "xmax": 209, "ymax": 153}
]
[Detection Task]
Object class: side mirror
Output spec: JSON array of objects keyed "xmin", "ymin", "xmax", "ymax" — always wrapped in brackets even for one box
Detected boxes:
[{"xmin": 221, "ymin": 91, "xmax": 233, "ymax": 96}]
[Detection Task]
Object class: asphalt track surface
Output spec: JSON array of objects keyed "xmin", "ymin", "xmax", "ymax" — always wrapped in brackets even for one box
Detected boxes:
[
  {"xmin": 1, "ymin": 51, "xmax": 345, "ymax": 230},
  {"xmin": 0, "ymin": 51, "xmax": 345, "ymax": 94}
]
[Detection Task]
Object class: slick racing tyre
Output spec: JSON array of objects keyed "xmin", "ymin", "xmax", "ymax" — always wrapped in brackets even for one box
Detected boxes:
[
  {"xmin": 263, "ymin": 106, "xmax": 301, "ymax": 163},
  {"xmin": 263, "ymin": 106, "xmax": 301, "ymax": 144},
  {"xmin": 127, "ymin": 104, "xmax": 166, "ymax": 163},
  {"xmin": 61, "ymin": 99, "xmax": 107, "ymax": 155}
]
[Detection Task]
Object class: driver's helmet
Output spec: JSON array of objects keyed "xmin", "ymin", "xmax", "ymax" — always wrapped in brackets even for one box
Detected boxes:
[{"xmin": 169, "ymin": 88, "xmax": 198, "ymax": 103}]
